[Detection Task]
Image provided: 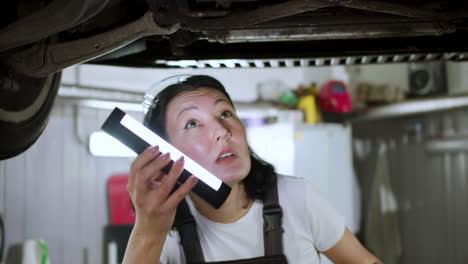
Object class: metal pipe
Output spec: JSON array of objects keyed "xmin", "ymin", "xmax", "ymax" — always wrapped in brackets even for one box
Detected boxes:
[
  {"xmin": 59, "ymin": 83, "xmax": 143, "ymax": 103},
  {"xmin": 2, "ymin": 12, "xmax": 180, "ymax": 78},
  {"xmin": 209, "ymin": 22, "xmax": 455, "ymax": 43}
]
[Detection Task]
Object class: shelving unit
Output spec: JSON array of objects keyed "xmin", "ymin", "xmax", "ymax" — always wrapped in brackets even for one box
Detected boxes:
[{"xmin": 351, "ymin": 94, "xmax": 468, "ymax": 122}]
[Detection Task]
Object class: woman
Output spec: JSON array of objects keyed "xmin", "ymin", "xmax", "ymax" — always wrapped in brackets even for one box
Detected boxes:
[{"xmin": 123, "ymin": 75, "xmax": 380, "ymax": 264}]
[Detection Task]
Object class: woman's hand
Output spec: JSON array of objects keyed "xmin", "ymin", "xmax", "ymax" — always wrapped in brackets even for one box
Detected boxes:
[
  {"xmin": 127, "ymin": 145, "xmax": 198, "ymax": 235},
  {"xmin": 123, "ymin": 146, "xmax": 198, "ymax": 264}
]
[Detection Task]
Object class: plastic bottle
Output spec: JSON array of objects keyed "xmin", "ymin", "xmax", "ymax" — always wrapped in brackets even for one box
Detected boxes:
[{"xmin": 297, "ymin": 83, "xmax": 320, "ymax": 124}]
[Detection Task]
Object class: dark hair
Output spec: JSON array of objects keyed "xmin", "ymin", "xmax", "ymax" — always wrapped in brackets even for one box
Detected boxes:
[{"xmin": 144, "ymin": 75, "xmax": 276, "ymax": 201}]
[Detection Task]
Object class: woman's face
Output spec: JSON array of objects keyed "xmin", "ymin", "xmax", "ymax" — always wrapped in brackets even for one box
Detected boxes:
[{"xmin": 165, "ymin": 87, "xmax": 251, "ymax": 185}]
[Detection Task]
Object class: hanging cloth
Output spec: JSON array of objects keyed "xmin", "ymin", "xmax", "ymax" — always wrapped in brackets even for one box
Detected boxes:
[{"xmin": 364, "ymin": 142, "xmax": 402, "ymax": 264}]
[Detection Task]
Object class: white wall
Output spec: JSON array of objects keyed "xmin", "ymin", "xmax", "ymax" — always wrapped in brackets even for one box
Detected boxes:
[
  {"xmin": 0, "ymin": 161, "xmax": 4, "ymax": 264},
  {"xmin": 0, "ymin": 162, "xmax": 3, "ymax": 264},
  {"xmin": 343, "ymin": 61, "xmax": 468, "ymax": 102},
  {"xmin": 2, "ymin": 102, "xmax": 136, "ymax": 264},
  {"xmin": 447, "ymin": 61, "xmax": 468, "ymax": 95},
  {"xmin": 56, "ymin": 61, "xmax": 468, "ymax": 105},
  {"xmin": 0, "ymin": 162, "xmax": 4, "ymax": 215},
  {"xmin": 63, "ymin": 65, "xmax": 314, "ymax": 102},
  {"xmin": 5, "ymin": 65, "xmax": 340, "ymax": 264},
  {"xmin": 9, "ymin": 60, "xmax": 464, "ymax": 263},
  {"xmin": 345, "ymin": 63, "xmax": 409, "ymax": 91},
  {"xmin": 302, "ymin": 65, "xmax": 350, "ymax": 87},
  {"xmin": 66, "ymin": 63, "xmax": 399, "ymax": 103},
  {"xmin": 344, "ymin": 63, "xmax": 409, "ymax": 107}
]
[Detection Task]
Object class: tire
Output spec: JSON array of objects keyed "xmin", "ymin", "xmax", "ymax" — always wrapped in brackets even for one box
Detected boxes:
[{"xmin": 0, "ymin": 71, "xmax": 62, "ymax": 160}]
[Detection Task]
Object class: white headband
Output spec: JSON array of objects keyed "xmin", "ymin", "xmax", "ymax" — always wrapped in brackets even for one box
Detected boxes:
[{"xmin": 142, "ymin": 74, "xmax": 193, "ymax": 114}]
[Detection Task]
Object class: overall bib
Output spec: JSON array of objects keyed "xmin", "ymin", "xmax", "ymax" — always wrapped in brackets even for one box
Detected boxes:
[{"xmin": 173, "ymin": 177, "xmax": 288, "ymax": 264}]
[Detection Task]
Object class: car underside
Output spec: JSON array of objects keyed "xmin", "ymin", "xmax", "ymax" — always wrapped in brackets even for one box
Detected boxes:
[{"xmin": 1, "ymin": 0, "xmax": 468, "ymax": 159}]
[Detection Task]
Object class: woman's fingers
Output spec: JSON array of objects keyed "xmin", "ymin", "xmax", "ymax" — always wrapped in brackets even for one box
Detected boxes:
[
  {"xmin": 135, "ymin": 152, "xmax": 171, "ymax": 195},
  {"xmin": 155, "ymin": 156, "xmax": 198, "ymax": 212},
  {"xmin": 128, "ymin": 146, "xmax": 160, "ymax": 192},
  {"xmin": 160, "ymin": 176, "xmax": 198, "ymax": 212},
  {"xmin": 157, "ymin": 156, "xmax": 186, "ymax": 199},
  {"xmin": 131, "ymin": 146, "xmax": 161, "ymax": 174},
  {"xmin": 131, "ymin": 152, "xmax": 197, "ymax": 217}
]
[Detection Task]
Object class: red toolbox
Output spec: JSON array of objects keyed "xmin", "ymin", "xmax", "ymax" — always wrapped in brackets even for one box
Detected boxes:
[{"xmin": 107, "ymin": 174, "xmax": 135, "ymax": 225}]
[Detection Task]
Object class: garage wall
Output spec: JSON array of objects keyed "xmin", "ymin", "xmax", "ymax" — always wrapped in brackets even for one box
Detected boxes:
[
  {"xmin": 1, "ymin": 62, "xmax": 424, "ymax": 263},
  {"xmin": 4, "ymin": 65, "xmax": 328, "ymax": 264},
  {"xmin": 345, "ymin": 61, "xmax": 468, "ymax": 102},
  {"xmin": 447, "ymin": 61, "xmax": 468, "ymax": 95},
  {"xmin": 353, "ymin": 107, "xmax": 468, "ymax": 263},
  {"xmin": 0, "ymin": 162, "xmax": 4, "ymax": 215},
  {"xmin": 346, "ymin": 63, "xmax": 410, "ymax": 92},
  {"xmin": 63, "ymin": 65, "xmax": 312, "ymax": 102},
  {"xmin": 63, "ymin": 63, "xmax": 415, "ymax": 108},
  {"xmin": 1, "ymin": 160, "xmax": 4, "ymax": 261},
  {"xmin": 2, "ymin": 102, "xmax": 137, "ymax": 264}
]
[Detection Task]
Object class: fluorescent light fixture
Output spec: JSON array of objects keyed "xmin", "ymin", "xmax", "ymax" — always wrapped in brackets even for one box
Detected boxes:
[
  {"xmin": 89, "ymin": 131, "xmax": 136, "ymax": 157},
  {"xmin": 224, "ymin": 61, "xmax": 236, "ymax": 68},
  {"xmin": 156, "ymin": 60, "xmax": 198, "ymax": 68},
  {"xmin": 120, "ymin": 114, "xmax": 222, "ymax": 191},
  {"xmin": 208, "ymin": 61, "xmax": 221, "ymax": 68}
]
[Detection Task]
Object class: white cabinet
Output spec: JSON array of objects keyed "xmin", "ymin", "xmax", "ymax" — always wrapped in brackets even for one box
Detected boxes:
[
  {"xmin": 294, "ymin": 124, "xmax": 361, "ymax": 234},
  {"xmin": 247, "ymin": 122, "xmax": 361, "ymax": 234}
]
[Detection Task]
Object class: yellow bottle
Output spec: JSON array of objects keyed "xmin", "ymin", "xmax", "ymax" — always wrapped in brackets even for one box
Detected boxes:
[{"xmin": 297, "ymin": 83, "xmax": 320, "ymax": 124}]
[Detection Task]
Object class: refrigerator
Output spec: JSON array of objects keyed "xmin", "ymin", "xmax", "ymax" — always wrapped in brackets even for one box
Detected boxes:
[{"xmin": 244, "ymin": 111, "xmax": 361, "ymax": 263}]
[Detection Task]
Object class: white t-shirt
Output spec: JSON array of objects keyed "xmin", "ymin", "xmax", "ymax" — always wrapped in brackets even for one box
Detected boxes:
[{"xmin": 160, "ymin": 175, "xmax": 345, "ymax": 263}]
